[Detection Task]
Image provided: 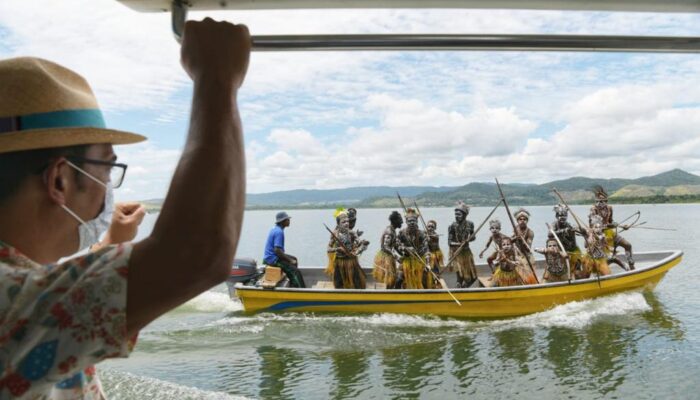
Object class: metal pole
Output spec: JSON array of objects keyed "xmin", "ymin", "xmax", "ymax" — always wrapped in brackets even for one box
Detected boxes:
[
  {"xmin": 251, "ymin": 34, "xmax": 700, "ymax": 53},
  {"xmin": 169, "ymin": 2, "xmax": 700, "ymax": 52},
  {"xmin": 172, "ymin": 0, "xmax": 187, "ymax": 43}
]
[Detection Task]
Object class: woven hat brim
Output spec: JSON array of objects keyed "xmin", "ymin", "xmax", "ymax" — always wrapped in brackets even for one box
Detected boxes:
[{"xmin": 0, "ymin": 127, "xmax": 146, "ymax": 154}]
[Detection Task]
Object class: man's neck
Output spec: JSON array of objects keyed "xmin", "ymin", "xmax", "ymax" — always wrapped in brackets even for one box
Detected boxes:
[{"xmin": 0, "ymin": 194, "xmax": 71, "ymax": 264}]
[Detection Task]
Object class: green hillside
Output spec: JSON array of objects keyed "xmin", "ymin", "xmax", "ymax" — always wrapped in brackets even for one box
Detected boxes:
[{"xmin": 141, "ymin": 169, "xmax": 700, "ymax": 211}]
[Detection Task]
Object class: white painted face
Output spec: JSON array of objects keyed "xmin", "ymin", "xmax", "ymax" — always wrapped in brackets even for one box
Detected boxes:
[
  {"xmin": 490, "ymin": 224, "xmax": 501, "ymax": 234},
  {"xmin": 502, "ymin": 239, "xmax": 512, "ymax": 252},
  {"xmin": 593, "ymin": 222, "xmax": 603, "ymax": 234},
  {"xmin": 340, "ymin": 218, "xmax": 350, "ymax": 230},
  {"xmin": 547, "ymin": 242, "xmax": 558, "ymax": 252}
]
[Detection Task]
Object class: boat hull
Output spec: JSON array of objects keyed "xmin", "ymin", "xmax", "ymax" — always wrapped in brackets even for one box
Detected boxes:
[{"xmin": 234, "ymin": 250, "xmax": 682, "ymax": 318}]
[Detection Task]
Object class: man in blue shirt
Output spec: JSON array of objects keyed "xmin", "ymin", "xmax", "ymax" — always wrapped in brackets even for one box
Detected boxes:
[{"xmin": 263, "ymin": 211, "xmax": 305, "ymax": 287}]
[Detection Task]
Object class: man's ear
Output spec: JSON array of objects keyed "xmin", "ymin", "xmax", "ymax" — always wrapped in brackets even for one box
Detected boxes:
[{"xmin": 44, "ymin": 158, "xmax": 70, "ymax": 205}]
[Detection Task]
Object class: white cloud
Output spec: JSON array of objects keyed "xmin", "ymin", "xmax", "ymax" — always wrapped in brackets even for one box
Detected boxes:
[
  {"xmin": 245, "ymin": 84, "xmax": 700, "ymax": 192},
  {"xmin": 112, "ymin": 142, "xmax": 181, "ymax": 201},
  {"xmin": 266, "ymin": 129, "xmax": 326, "ymax": 156}
]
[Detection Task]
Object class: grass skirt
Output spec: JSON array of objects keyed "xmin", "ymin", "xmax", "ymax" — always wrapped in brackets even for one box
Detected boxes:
[
  {"xmin": 334, "ymin": 256, "xmax": 367, "ymax": 289},
  {"xmin": 424, "ymin": 249, "xmax": 444, "ymax": 289},
  {"xmin": 430, "ymin": 249, "xmax": 444, "ymax": 269},
  {"xmin": 450, "ymin": 248, "xmax": 477, "ymax": 282},
  {"xmin": 402, "ymin": 256, "xmax": 425, "ymax": 289},
  {"xmin": 568, "ymin": 248, "xmax": 582, "ymax": 274},
  {"xmin": 603, "ymin": 228, "xmax": 615, "ymax": 255},
  {"xmin": 581, "ymin": 255, "xmax": 611, "ymax": 278},
  {"xmin": 492, "ymin": 267, "xmax": 522, "ymax": 287},
  {"xmin": 325, "ymin": 251, "xmax": 336, "ymax": 277},
  {"xmin": 373, "ymin": 250, "xmax": 397, "ymax": 288}
]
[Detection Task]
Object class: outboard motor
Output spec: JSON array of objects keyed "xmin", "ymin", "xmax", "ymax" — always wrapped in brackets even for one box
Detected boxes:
[{"xmin": 226, "ymin": 258, "xmax": 262, "ymax": 297}]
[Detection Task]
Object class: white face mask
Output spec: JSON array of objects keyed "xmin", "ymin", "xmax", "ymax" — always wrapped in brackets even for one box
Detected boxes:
[{"xmin": 60, "ymin": 161, "xmax": 114, "ymax": 251}]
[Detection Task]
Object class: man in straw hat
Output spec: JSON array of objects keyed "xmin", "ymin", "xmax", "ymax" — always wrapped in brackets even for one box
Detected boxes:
[{"xmin": 0, "ymin": 19, "xmax": 250, "ymax": 398}]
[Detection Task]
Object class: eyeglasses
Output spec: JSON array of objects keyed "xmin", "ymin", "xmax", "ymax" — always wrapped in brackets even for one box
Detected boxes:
[{"xmin": 67, "ymin": 156, "xmax": 128, "ymax": 188}]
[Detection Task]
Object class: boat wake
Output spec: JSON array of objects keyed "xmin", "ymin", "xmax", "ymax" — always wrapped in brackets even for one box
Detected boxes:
[
  {"xmin": 209, "ymin": 291, "xmax": 651, "ymax": 333},
  {"xmin": 175, "ymin": 290, "xmax": 244, "ymax": 313},
  {"xmin": 488, "ymin": 291, "xmax": 651, "ymax": 331},
  {"xmin": 101, "ymin": 369, "xmax": 251, "ymax": 400}
]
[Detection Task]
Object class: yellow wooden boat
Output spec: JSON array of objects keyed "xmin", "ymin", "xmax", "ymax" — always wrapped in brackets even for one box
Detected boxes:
[{"xmin": 232, "ymin": 250, "xmax": 682, "ymax": 318}]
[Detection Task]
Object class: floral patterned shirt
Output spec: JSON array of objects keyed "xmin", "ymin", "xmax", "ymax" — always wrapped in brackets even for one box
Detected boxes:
[{"xmin": 0, "ymin": 241, "xmax": 136, "ymax": 399}]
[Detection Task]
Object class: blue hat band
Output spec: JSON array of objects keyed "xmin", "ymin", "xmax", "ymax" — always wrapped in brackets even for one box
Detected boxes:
[{"xmin": 0, "ymin": 109, "xmax": 106, "ymax": 134}]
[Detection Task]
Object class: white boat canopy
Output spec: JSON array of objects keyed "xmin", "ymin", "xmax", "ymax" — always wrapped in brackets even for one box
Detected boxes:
[{"xmin": 117, "ymin": 0, "xmax": 700, "ymax": 52}]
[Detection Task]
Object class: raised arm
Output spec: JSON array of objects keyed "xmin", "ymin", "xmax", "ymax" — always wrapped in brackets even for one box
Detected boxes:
[{"xmin": 126, "ymin": 19, "xmax": 250, "ymax": 335}]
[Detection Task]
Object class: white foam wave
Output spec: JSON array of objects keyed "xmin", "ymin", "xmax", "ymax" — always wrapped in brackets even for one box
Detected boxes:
[
  {"xmin": 204, "ymin": 292, "xmax": 650, "ymax": 333},
  {"xmin": 489, "ymin": 291, "xmax": 651, "ymax": 331},
  {"xmin": 178, "ymin": 291, "xmax": 243, "ymax": 313},
  {"xmin": 101, "ymin": 369, "xmax": 251, "ymax": 400},
  {"xmin": 211, "ymin": 311, "xmax": 474, "ymax": 329}
]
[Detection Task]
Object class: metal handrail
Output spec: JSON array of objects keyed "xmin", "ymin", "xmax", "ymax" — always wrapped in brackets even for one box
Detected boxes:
[
  {"xmin": 120, "ymin": 0, "xmax": 700, "ymax": 13},
  {"xmin": 250, "ymin": 34, "xmax": 700, "ymax": 52},
  {"xmin": 168, "ymin": 0, "xmax": 700, "ymax": 52}
]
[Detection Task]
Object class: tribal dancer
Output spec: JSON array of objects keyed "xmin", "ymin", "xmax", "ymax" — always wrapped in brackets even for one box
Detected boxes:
[
  {"xmin": 491, "ymin": 237, "xmax": 523, "ymax": 287},
  {"xmin": 589, "ymin": 186, "xmax": 635, "ymax": 269},
  {"xmin": 512, "ymin": 208, "xmax": 537, "ymax": 284},
  {"xmin": 397, "ymin": 208, "xmax": 430, "ymax": 289},
  {"xmin": 535, "ymin": 234, "xmax": 570, "ymax": 283},
  {"xmin": 424, "ymin": 220, "xmax": 443, "ymax": 289},
  {"xmin": 325, "ymin": 208, "xmax": 345, "ymax": 277},
  {"xmin": 328, "ymin": 211, "xmax": 369, "ymax": 289},
  {"xmin": 448, "ymin": 202, "xmax": 477, "ymax": 288},
  {"xmin": 552, "ymin": 204, "xmax": 583, "ymax": 278},
  {"xmin": 373, "ymin": 211, "xmax": 403, "ymax": 289},
  {"xmin": 581, "ymin": 215, "xmax": 612, "ymax": 278},
  {"xmin": 479, "ymin": 219, "xmax": 508, "ymax": 271}
]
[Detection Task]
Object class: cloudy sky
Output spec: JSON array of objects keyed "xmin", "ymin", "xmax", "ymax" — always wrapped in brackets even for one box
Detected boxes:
[{"xmin": 1, "ymin": 1, "xmax": 699, "ymax": 201}]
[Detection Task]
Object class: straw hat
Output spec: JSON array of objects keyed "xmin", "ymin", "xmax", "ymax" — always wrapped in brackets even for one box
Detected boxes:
[{"xmin": 0, "ymin": 57, "xmax": 145, "ymax": 154}]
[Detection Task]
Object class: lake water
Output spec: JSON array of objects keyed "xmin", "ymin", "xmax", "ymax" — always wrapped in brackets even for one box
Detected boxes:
[{"xmin": 100, "ymin": 204, "xmax": 699, "ymax": 399}]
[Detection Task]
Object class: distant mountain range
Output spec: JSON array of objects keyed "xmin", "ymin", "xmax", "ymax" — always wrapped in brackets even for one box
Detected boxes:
[{"xmin": 140, "ymin": 169, "xmax": 700, "ymax": 211}]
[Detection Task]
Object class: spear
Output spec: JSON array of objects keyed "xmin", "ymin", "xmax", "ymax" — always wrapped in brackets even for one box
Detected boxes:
[
  {"xmin": 551, "ymin": 188, "xmax": 602, "ymax": 288},
  {"xmin": 546, "ymin": 222, "xmax": 572, "ymax": 284},
  {"xmin": 324, "ymin": 223, "xmax": 354, "ymax": 256},
  {"xmin": 495, "ymin": 178, "xmax": 540, "ymax": 284},
  {"xmin": 412, "ymin": 200, "xmax": 430, "ymax": 232}
]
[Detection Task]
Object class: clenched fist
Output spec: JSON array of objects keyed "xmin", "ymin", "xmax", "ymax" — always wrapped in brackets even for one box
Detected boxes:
[{"xmin": 92, "ymin": 202, "xmax": 146, "ymax": 251}]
